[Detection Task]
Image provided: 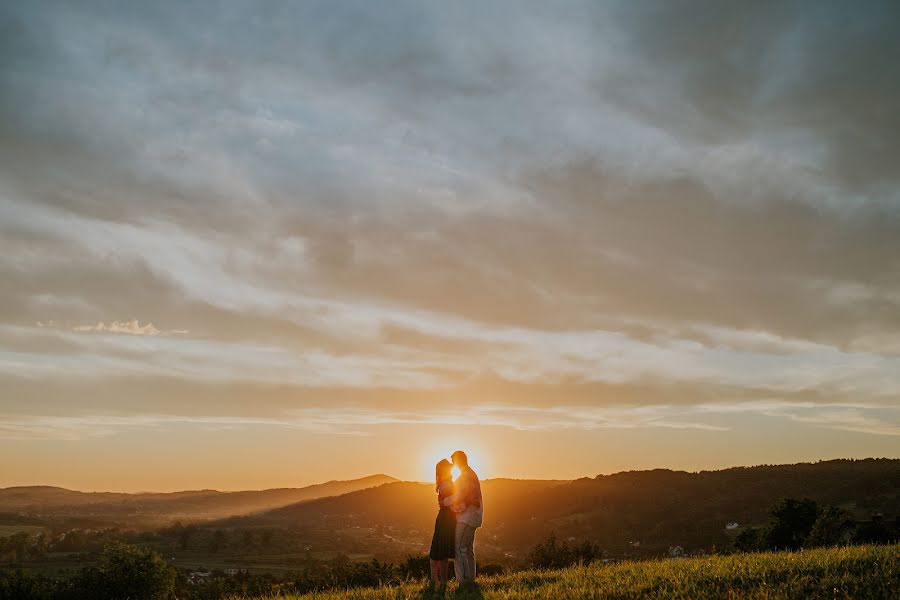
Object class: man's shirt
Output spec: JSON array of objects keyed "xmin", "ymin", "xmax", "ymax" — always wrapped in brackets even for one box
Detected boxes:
[{"xmin": 443, "ymin": 467, "xmax": 483, "ymax": 528}]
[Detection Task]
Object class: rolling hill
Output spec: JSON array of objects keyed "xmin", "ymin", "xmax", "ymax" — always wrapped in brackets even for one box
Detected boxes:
[
  {"xmin": 3, "ymin": 460, "xmax": 896, "ymax": 562},
  {"xmin": 221, "ymin": 459, "xmax": 899, "ymax": 558},
  {"xmin": 0, "ymin": 475, "xmax": 397, "ymax": 526}
]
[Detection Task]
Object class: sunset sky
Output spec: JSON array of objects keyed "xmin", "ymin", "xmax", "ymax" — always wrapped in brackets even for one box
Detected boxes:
[{"xmin": 2, "ymin": 1, "xmax": 899, "ymax": 492}]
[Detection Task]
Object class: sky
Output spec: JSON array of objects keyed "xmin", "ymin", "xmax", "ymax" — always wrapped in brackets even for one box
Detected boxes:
[{"xmin": 1, "ymin": 1, "xmax": 899, "ymax": 492}]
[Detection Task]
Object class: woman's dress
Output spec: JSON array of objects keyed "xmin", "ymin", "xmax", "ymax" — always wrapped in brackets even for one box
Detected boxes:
[{"xmin": 429, "ymin": 480, "xmax": 457, "ymax": 560}]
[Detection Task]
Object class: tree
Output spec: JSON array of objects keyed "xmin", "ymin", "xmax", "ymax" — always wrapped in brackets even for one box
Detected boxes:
[
  {"xmin": 854, "ymin": 514, "xmax": 898, "ymax": 544},
  {"xmin": 261, "ymin": 529, "xmax": 274, "ymax": 549},
  {"xmin": 397, "ymin": 554, "xmax": 430, "ymax": 580},
  {"xmin": 765, "ymin": 498, "xmax": 819, "ymax": 550},
  {"xmin": 32, "ymin": 534, "xmax": 49, "ymax": 559},
  {"xmin": 806, "ymin": 506, "xmax": 854, "ymax": 547},
  {"xmin": 209, "ymin": 530, "xmax": 227, "ymax": 554},
  {"xmin": 178, "ymin": 524, "xmax": 198, "ymax": 550},
  {"xmin": 7, "ymin": 533, "xmax": 30, "ymax": 563},
  {"xmin": 733, "ymin": 527, "xmax": 765, "ymax": 552},
  {"xmin": 0, "ymin": 568, "xmax": 56, "ymax": 600},
  {"xmin": 64, "ymin": 543, "xmax": 176, "ymax": 600}
]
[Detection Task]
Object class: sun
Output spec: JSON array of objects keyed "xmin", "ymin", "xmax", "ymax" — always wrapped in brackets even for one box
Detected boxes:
[
  {"xmin": 420, "ymin": 444, "xmax": 486, "ymax": 482},
  {"xmin": 451, "ymin": 465, "xmax": 461, "ymax": 481}
]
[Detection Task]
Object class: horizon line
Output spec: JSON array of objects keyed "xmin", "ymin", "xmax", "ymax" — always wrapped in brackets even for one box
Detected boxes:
[{"xmin": 1, "ymin": 457, "xmax": 894, "ymax": 495}]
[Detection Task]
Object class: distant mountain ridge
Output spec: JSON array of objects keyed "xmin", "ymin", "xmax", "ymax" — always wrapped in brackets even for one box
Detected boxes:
[
  {"xmin": 4, "ymin": 459, "xmax": 897, "ymax": 558},
  {"xmin": 0, "ymin": 474, "xmax": 398, "ymax": 524}
]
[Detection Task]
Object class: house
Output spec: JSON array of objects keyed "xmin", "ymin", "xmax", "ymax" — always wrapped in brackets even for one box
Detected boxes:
[
  {"xmin": 188, "ymin": 572, "xmax": 211, "ymax": 585},
  {"xmin": 224, "ymin": 568, "xmax": 248, "ymax": 577},
  {"xmin": 726, "ymin": 522, "xmax": 739, "ymax": 530}
]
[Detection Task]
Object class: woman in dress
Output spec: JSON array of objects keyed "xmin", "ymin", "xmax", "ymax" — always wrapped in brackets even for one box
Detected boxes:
[{"xmin": 429, "ymin": 458, "xmax": 456, "ymax": 588}]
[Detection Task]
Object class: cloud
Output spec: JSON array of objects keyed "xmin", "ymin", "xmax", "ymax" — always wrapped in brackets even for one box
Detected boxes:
[
  {"xmin": 70, "ymin": 320, "xmax": 186, "ymax": 336},
  {"xmin": 0, "ymin": 405, "xmax": 744, "ymax": 440},
  {"xmin": 1, "ymin": 0, "xmax": 899, "ymax": 466},
  {"xmin": 6, "ymin": 314, "xmax": 900, "ymax": 398},
  {"xmin": 2, "ymin": 401, "xmax": 897, "ymax": 440},
  {"xmin": 611, "ymin": 0, "xmax": 900, "ymax": 195},
  {"xmin": 696, "ymin": 401, "xmax": 900, "ymax": 437}
]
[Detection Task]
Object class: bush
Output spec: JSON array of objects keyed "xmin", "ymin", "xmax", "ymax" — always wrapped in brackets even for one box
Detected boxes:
[
  {"xmin": 396, "ymin": 555, "xmax": 430, "ymax": 580},
  {"xmin": 733, "ymin": 527, "xmax": 766, "ymax": 552},
  {"xmin": 529, "ymin": 533, "xmax": 604, "ymax": 569},
  {"xmin": 61, "ymin": 543, "xmax": 176, "ymax": 600},
  {"xmin": 854, "ymin": 515, "xmax": 899, "ymax": 545},
  {"xmin": 806, "ymin": 506, "xmax": 855, "ymax": 547},
  {"xmin": 479, "ymin": 563, "xmax": 505, "ymax": 576},
  {"xmin": 765, "ymin": 498, "xmax": 819, "ymax": 550},
  {"xmin": 0, "ymin": 569, "xmax": 56, "ymax": 600},
  {"xmin": 291, "ymin": 557, "xmax": 397, "ymax": 594}
]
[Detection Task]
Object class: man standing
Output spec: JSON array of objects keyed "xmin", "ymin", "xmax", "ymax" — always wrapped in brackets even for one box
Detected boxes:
[{"xmin": 444, "ymin": 450, "xmax": 483, "ymax": 586}]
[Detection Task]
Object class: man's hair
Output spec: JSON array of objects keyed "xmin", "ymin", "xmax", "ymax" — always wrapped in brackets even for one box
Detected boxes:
[{"xmin": 451, "ymin": 450, "xmax": 468, "ymax": 467}]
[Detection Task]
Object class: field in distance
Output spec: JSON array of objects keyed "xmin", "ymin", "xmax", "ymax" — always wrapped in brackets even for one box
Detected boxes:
[{"xmin": 235, "ymin": 543, "xmax": 899, "ymax": 600}]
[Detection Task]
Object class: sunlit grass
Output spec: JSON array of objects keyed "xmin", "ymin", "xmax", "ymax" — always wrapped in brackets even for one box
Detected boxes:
[{"xmin": 234, "ymin": 544, "xmax": 898, "ymax": 599}]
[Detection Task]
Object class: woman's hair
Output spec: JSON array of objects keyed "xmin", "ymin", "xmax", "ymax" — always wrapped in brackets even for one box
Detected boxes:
[{"xmin": 435, "ymin": 458, "xmax": 453, "ymax": 491}]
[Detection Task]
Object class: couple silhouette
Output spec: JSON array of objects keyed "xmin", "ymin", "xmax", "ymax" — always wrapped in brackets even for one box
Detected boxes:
[{"xmin": 429, "ymin": 450, "xmax": 483, "ymax": 591}]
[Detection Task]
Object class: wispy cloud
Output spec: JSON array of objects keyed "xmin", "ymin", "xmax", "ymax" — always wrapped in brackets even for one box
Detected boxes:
[
  {"xmin": 8, "ymin": 315, "xmax": 900, "ymax": 397},
  {"xmin": 696, "ymin": 401, "xmax": 900, "ymax": 437},
  {"xmin": 69, "ymin": 320, "xmax": 187, "ymax": 336},
  {"xmin": 0, "ymin": 407, "xmax": 722, "ymax": 440},
  {"xmin": 3, "ymin": 402, "xmax": 897, "ymax": 440}
]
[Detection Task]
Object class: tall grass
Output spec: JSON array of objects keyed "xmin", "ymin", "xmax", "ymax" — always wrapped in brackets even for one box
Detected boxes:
[{"xmin": 235, "ymin": 543, "xmax": 898, "ymax": 599}]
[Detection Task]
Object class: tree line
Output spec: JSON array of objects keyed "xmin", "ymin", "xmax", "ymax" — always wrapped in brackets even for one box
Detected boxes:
[{"xmin": 733, "ymin": 498, "xmax": 897, "ymax": 552}]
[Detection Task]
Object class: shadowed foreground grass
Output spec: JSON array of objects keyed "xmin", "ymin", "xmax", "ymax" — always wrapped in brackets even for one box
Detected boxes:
[{"xmin": 236, "ymin": 544, "xmax": 898, "ymax": 600}]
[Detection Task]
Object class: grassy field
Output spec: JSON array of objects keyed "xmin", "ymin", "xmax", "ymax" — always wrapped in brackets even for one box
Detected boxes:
[{"xmin": 236, "ymin": 544, "xmax": 898, "ymax": 600}]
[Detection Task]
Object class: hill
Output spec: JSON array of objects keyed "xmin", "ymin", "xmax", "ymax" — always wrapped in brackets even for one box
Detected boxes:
[
  {"xmin": 0, "ymin": 475, "xmax": 397, "ymax": 526},
  {"xmin": 224, "ymin": 459, "xmax": 898, "ymax": 559},
  {"xmin": 236, "ymin": 544, "xmax": 899, "ymax": 600}
]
